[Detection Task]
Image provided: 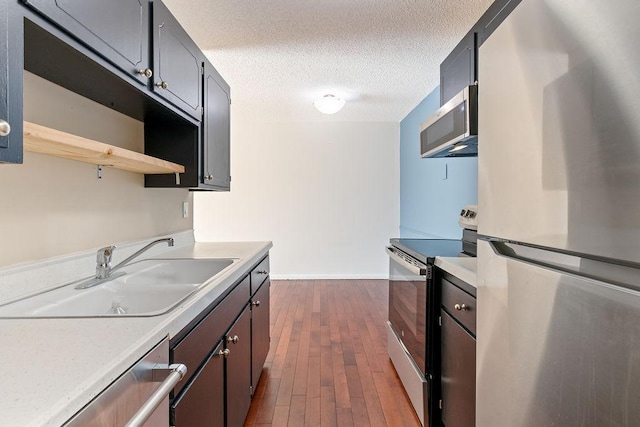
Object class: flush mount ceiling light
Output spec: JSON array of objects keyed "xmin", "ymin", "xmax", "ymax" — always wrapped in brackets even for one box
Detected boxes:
[{"xmin": 313, "ymin": 94, "xmax": 346, "ymax": 114}]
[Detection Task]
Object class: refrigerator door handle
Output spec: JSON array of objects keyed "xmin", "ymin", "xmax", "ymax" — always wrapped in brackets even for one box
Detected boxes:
[{"xmin": 487, "ymin": 239, "xmax": 640, "ymax": 293}]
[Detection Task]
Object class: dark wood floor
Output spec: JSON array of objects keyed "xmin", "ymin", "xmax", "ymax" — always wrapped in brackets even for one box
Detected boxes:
[{"xmin": 244, "ymin": 280, "xmax": 421, "ymax": 427}]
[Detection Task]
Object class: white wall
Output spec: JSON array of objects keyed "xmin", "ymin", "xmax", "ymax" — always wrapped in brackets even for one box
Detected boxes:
[
  {"xmin": 194, "ymin": 116, "xmax": 399, "ymax": 279},
  {"xmin": 0, "ymin": 72, "xmax": 192, "ymax": 267}
]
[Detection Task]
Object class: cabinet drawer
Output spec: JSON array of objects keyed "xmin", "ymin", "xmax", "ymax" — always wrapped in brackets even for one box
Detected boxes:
[
  {"xmin": 172, "ymin": 275, "xmax": 250, "ymax": 394},
  {"xmin": 250, "ymin": 256, "xmax": 270, "ymax": 294},
  {"xmin": 442, "ymin": 278, "xmax": 476, "ymax": 335}
]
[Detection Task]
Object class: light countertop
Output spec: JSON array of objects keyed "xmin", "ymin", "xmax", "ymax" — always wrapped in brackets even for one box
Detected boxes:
[
  {"xmin": 0, "ymin": 241, "xmax": 272, "ymax": 427},
  {"xmin": 435, "ymin": 257, "xmax": 477, "ymax": 288}
]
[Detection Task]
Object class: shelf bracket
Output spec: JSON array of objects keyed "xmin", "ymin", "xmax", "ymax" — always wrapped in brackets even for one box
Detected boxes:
[{"xmin": 97, "ymin": 165, "xmax": 103, "ymax": 180}]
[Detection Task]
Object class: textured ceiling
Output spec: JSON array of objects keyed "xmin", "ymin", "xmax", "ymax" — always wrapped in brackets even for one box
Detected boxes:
[{"xmin": 162, "ymin": 0, "xmax": 493, "ymax": 122}]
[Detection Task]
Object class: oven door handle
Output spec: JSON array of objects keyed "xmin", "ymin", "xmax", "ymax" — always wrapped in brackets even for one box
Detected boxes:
[{"xmin": 386, "ymin": 247, "xmax": 427, "ymax": 276}]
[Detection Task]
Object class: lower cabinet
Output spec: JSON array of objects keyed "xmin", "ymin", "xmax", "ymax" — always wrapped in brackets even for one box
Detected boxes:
[
  {"xmin": 170, "ymin": 255, "xmax": 270, "ymax": 426},
  {"xmin": 172, "ymin": 340, "xmax": 225, "ymax": 427},
  {"xmin": 251, "ymin": 279, "xmax": 270, "ymax": 394},
  {"xmin": 226, "ymin": 306, "xmax": 252, "ymax": 427},
  {"xmin": 439, "ymin": 272, "xmax": 476, "ymax": 427}
]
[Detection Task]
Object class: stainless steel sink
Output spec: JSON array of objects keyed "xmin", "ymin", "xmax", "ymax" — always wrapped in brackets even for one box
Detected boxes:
[{"xmin": 0, "ymin": 258, "xmax": 236, "ymax": 318}]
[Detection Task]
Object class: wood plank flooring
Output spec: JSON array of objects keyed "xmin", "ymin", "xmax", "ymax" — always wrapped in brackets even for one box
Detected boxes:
[{"xmin": 244, "ymin": 280, "xmax": 421, "ymax": 427}]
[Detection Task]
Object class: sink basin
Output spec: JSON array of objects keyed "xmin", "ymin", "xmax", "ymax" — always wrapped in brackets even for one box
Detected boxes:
[
  {"xmin": 122, "ymin": 259, "xmax": 234, "ymax": 286},
  {"xmin": 0, "ymin": 258, "xmax": 236, "ymax": 318}
]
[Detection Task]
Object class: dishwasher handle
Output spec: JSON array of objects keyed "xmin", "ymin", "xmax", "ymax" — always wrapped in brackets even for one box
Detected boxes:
[
  {"xmin": 124, "ymin": 363, "xmax": 187, "ymax": 427},
  {"xmin": 386, "ymin": 247, "xmax": 427, "ymax": 276}
]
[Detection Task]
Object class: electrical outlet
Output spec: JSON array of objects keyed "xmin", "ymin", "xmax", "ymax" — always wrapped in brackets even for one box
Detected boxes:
[{"xmin": 182, "ymin": 202, "xmax": 189, "ymax": 218}]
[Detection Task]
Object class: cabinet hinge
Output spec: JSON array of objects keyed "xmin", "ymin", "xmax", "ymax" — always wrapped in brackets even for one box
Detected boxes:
[
  {"xmin": 201, "ymin": 106, "xmax": 204, "ymax": 119},
  {"xmin": 439, "ymin": 399, "xmax": 443, "ymax": 409},
  {"xmin": 427, "ymin": 265, "xmax": 433, "ymax": 280}
]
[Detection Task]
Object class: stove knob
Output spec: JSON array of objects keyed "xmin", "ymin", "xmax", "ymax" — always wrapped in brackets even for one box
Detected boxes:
[
  {"xmin": 469, "ymin": 211, "xmax": 476, "ymax": 218},
  {"xmin": 460, "ymin": 209, "xmax": 467, "ymax": 216}
]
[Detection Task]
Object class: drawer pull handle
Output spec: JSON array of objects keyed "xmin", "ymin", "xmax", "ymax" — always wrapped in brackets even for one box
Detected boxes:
[
  {"xmin": 454, "ymin": 303, "xmax": 469, "ymax": 311},
  {"xmin": 256, "ymin": 270, "xmax": 268, "ymax": 275},
  {"xmin": 218, "ymin": 348, "xmax": 231, "ymax": 358},
  {"xmin": 227, "ymin": 335, "xmax": 239, "ymax": 344}
]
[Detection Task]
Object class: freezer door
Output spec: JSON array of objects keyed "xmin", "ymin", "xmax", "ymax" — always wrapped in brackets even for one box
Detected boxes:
[
  {"xmin": 477, "ymin": 240, "xmax": 640, "ymax": 426},
  {"xmin": 478, "ymin": 0, "xmax": 640, "ymax": 264}
]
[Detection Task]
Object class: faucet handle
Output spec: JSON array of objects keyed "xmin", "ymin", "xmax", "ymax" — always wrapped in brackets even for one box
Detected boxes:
[{"xmin": 97, "ymin": 246, "xmax": 116, "ymax": 266}]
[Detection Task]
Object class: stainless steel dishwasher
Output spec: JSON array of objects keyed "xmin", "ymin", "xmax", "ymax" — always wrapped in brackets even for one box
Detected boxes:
[{"xmin": 64, "ymin": 337, "xmax": 187, "ymax": 427}]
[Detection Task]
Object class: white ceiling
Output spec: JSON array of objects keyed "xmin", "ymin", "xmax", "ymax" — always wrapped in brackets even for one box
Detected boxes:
[{"xmin": 162, "ymin": 0, "xmax": 493, "ymax": 122}]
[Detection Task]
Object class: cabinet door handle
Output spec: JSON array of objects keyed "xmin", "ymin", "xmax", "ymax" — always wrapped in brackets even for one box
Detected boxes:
[
  {"xmin": 256, "ymin": 270, "xmax": 268, "ymax": 275},
  {"xmin": 217, "ymin": 348, "xmax": 230, "ymax": 358},
  {"xmin": 251, "ymin": 300, "xmax": 260, "ymax": 307},
  {"xmin": 454, "ymin": 303, "xmax": 469, "ymax": 311},
  {"xmin": 0, "ymin": 120, "xmax": 10, "ymax": 137},
  {"xmin": 227, "ymin": 335, "xmax": 239, "ymax": 344},
  {"xmin": 137, "ymin": 68, "xmax": 153, "ymax": 78},
  {"xmin": 205, "ymin": 174, "xmax": 213, "ymax": 181},
  {"xmin": 155, "ymin": 80, "xmax": 168, "ymax": 89}
]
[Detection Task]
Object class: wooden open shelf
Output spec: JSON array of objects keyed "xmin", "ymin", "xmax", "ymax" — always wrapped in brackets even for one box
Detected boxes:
[{"xmin": 23, "ymin": 121, "xmax": 185, "ymax": 175}]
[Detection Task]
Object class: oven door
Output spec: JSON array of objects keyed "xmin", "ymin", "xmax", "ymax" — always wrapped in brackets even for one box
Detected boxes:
[{"xmin": 387, "ymin": 246, "xmax": 429, "ymax": 374}]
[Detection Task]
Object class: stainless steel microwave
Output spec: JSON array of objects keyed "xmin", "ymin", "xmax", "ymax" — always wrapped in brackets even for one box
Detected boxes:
[{"xmin": 420, "ymin": 85, "xmax": 478, "ymax": 158}]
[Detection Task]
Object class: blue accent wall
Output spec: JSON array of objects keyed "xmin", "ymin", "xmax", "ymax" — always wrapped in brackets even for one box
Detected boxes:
[{"xmin": 399, "ymin": 86, "xmax": 478, "ymax": 238}]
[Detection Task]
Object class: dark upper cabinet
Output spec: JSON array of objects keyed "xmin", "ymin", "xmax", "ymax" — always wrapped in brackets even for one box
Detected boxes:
[
  {"xmin": 145, "ymin": 58, "xmax": 231, "ymax": 190},
  {"xmin": 21, "ymin": 0, "xmax": 151, "ymax": 86},
  {"xmin": 477, "ymin": 0, "xmax": 523, "ymax": 46},
  {"xmin": 439, "ymin": 31, "xmax": 476, "ymax": 106},
  {"xmin": 152, "ymin": 0, "xmax": 203, "ymax": 120},
  {"xmin": 202, "ymin": 59, "xmax": 231, "ymax": 190},
  {"xmin": 439, "ymin": 0, "xmax": 522, "ymax": 106},
  {"xmin": 0, "ymin": 0, "xmax": 23, "ymax": 164}
]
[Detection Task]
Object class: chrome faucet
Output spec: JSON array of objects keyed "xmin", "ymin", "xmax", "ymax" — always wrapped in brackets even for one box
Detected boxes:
[{"xmin": 77, "ymin": 238, "xmax": 175, "ymax": 289}]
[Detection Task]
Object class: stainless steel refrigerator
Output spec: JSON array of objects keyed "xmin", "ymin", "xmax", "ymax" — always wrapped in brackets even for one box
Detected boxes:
[{"xmin": 477, "ymin": 0, "xmax": 640, "ymax": 425}]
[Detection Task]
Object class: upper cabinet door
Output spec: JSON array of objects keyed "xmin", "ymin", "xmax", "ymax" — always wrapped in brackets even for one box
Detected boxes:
[
  {"xmin": 152, "ymin": 0, "xmax": 203, "ymax": 120},
  {"xmin": 202, "ymin": 60, "xmax": 230, "ymax": 190},
  {"xmin": 0, "ymin": 0, "xmax": 23, "ymax": 164},
  {"xmin": 21, "ymin": 0, "xmax": 151, "ymax": 86},
  {"xmin": 439, "ymin": 31, "xmax": 476, "ymax": 106}
]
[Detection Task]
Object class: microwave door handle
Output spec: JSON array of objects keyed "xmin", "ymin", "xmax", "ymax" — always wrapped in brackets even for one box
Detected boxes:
[{"xmin": 385, "ymin": 247, "xmax": 427, "ymax": 276}]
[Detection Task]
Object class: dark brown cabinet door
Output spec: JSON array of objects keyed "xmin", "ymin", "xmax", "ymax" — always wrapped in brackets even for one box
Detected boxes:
[
  {"xmin": 0, "ymin": 0, "xmax": 23, "ymax": 164},
  {"xmin": 439, "ymin": 31, "xmax": 476, "ymax": 106},
  {"xmin": 226, "ymin": 306, "xmax": 252, "ymax": 427},
  {"xmin": 22, "ymin": 0, "xmax": 151, "ymax": 86},
  {"xmin": 251, "ymin": 279, "xmax": 270, "ymax": 394},
  {"xmin": 172, "ymin": 340, "xmax": 225, "ymax": 427},
  {"xmin": 440, "ymin": 310, "xmax": 476, "ymax": 427},
  {"xmin": 152, "ymin": 0, "xmax": 203, "ymax": 120},
  {"xmin": 202, "ymin": 60, "xmax": 231, "ymax": 190}
]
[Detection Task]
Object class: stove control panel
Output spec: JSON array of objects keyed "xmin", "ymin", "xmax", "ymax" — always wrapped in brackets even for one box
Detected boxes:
[{"xmin": 459, "ymin": 205, "xmax": 478, "ymax": 230}]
